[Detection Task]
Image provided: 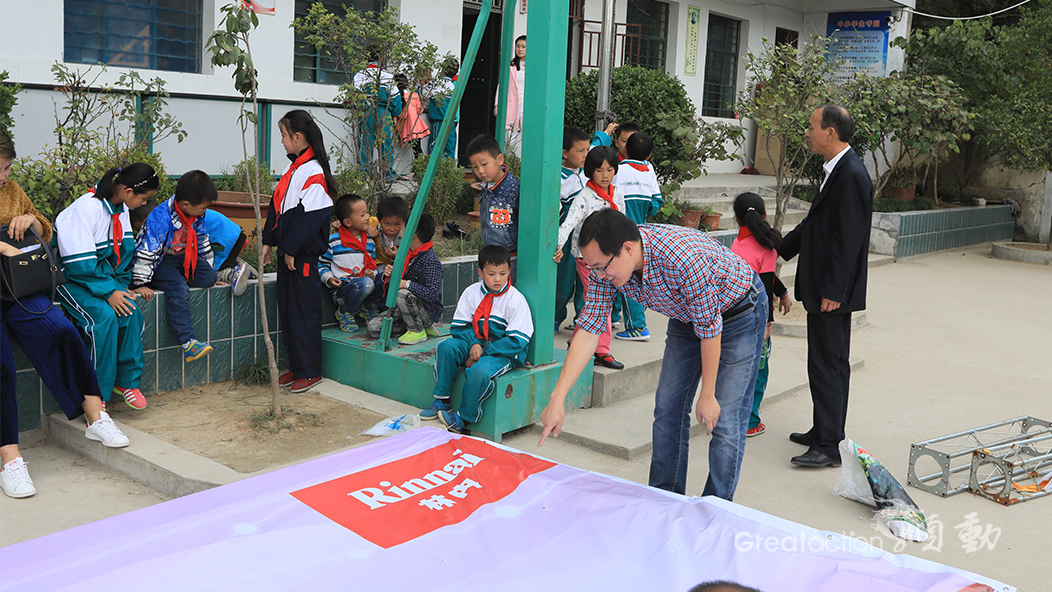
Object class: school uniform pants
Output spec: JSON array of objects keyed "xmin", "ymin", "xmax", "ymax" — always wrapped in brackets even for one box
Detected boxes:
[
  {"xmin": 613, "ymin": 293, "xmax": 648, "ymax": 331},
  {"xmin": 150, "ymin": 253, "xmax": 216, "ymax": 345},
  {"xmin": 571, "ymin": 258, "xmax": 612, "ymax": 355},
  {"xmin": 750, "ymin": 336, "xmax": 772, "ymax": 430},
  {"xmin": 554, "ymin": 239, "xmax": 582, "ymax": 328},
  {"xmin": 57, "ymin": 284, "xmax": 143, "ymax": 401},
  {"xmin": 432, "ymin": 339, "xmax": 515, "ymax": 424},
  {"xmin": 278, "ymin": 256, "xmax": 323, "ymax": 380},
  {"xmin": 429, "ymin": 121, "xmax": 457, "ymax": 160},
  {"xmin": 1, "ymin": 294, "xmax": 102, "ymax": 447}
]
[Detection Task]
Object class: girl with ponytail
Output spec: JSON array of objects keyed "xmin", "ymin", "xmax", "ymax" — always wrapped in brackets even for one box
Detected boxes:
[
  {"xmin": 730, "ymin": 192, "xmax": 793, "ymax": 437},
  {"xmin": 262, "ymin": 109, "xmax": 336, "ymax": 393},
  {"xmin": 55, "ymin": 163, "xmax": 159, "ymax": 411}
]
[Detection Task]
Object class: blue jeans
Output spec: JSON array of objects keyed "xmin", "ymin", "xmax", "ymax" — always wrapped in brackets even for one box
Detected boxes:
[
  {"xmin": 649, "ymin": 274, "xmax": 767, "ymax": 500},
  {"xmin": 151, "ymin": 253, "xmax": 216, "ymax": 344},
  {"xmin": 333, "ymin": 276, "xmax": 383, "ymax": 315}
]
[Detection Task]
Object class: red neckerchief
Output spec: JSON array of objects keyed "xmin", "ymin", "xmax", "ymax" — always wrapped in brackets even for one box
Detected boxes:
[
  {"xmin": 173, "ymin": 201, "xmax": 199, "ymax": 279},
  {"xmin": 451, "ymin": 74, "xmax": 458, "ymax": 82},
  {"xmin": 586, "ymin": 180, "xmax": 619, "ymax": 211},
  {"xmin": 472, "ymin": 280, "xmax": 511, "ymax": 342},
  {"xmin": 336, "ymin": 226, "xmax": 377, "ymax": 277},
  {"xmin": 737, "ymin": 226, "xmax": 753, "ymax": 241},
  {"xmin": 90, "ymin": 187, "xmax": 124, "ymax": 266},
  {"xmin": 390, "ymin": 241, "xmax": 434, "ymax": 286},
  {"xmin": 625, "ymin": 161, "xmax": 649, "ymax": 172},
  {"xmin": 617, "ymin": 153, "xmax": 625, "ymax": 163},
  {"xmin": 271, "ymin": 147, "xmax": 316, "ymax": 229}
]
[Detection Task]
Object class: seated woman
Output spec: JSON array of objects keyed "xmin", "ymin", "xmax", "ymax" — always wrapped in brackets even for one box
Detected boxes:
[{"xmin": 0, "ymin": 129, "xmax": 130, "ymax": 499}]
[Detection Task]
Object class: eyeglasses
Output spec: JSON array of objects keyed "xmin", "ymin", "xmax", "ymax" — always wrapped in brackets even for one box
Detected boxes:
[{"xmin": 586, "ymin": 252, "xmax": 617, "ymax": 275}]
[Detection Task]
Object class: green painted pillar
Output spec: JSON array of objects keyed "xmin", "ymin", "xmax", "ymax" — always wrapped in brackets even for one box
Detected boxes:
[
  {"xmin": 519, "ymin": 0, "xmax": 568, "ymax": 366},
  {"xmin": 494, "ymin": 7, "xmax": 514, "ymax": 148}
]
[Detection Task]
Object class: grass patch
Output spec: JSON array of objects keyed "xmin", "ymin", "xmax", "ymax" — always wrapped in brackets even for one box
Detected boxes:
[
  {"xmin": 250, "ymin": 405, "xmax": 323, "ymax": 434},
  {"xmin": 234, "ymin": 355, "xmax": 271, "ymax": 386}
]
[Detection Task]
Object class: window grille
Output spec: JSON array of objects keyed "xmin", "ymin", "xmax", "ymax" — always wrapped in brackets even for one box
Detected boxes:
[
  {"xmin": 293, "ymin": 0, "xmax": 387, "ymax": 84},
  {"xmin": 65, "ymin": 0, "xmax": 201, "ymax": 73},
  {"xmin": 625, "ymin": 0, "xmax": 669, "ymax": 71},
  {"xmin": 702, "ymin": 14, "xmax": 740, "ymax": 118}
]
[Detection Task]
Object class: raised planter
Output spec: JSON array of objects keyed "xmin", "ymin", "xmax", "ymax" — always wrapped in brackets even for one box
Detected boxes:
[
  {"xmin": 870, "ymin": 205, "xmax": 1014, "ymax": 259},
  {"xmin": 212, "ymin": 191, "xmax": 270, "ymax": 237}
]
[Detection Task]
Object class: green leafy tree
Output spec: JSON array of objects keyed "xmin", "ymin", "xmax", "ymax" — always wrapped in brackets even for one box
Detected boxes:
[
  {"xmin": 293, "ymin": 5, "xmax": 451, "ymax": 200},
  {"xmin": 207, "ymin": 3, "xmax": 283, "ymax": 417},
  {"xmin": 736, "ymin": 36, "xmax": 842, "ymax": 232},
  {"xmin": 0, "ymin": 70, "xmax": 23, "ymax": 135},
  {"xmin": 10, "ymin": 63, "xmax": 184, "ymax": 219},
  {"xmin": 654, "ymin": 111, "xmax": 744, "ymax": 194},
  {"xmin": 564, "ymin": 66, "xmax": 694, "ymax": 184}
]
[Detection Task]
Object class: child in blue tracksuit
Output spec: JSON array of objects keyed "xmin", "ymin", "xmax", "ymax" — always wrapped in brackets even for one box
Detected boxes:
[
  {"xmin": 56, "ymin": 164, "xmax": 159, "ymax": 410},
  {"xmin": 420, "ymin": 245, "xmax": 533, "ymax": 433},
  {"xmin": 318, "ymin": 194, "xmax": 383, "ymax": 332},
  {"xmin": 262, "ymin": 110, "xmax": 337, "ymax": 394},
  {"xmin": 612, "ymin": 131, "xmax": 663, "ymax": 341},
  {"xmin": 131, "ymin": 170, "xmax": 218, "ymax": 363},
  {"xmin": 428, "ymin": 58, "xmax": 460, "ymax": 160},
  {"xmin": 467, "ymin": 135, "xmax": 519, "ymax": 254}
]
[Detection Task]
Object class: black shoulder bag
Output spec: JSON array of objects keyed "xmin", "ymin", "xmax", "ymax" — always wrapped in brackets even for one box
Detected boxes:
[{"xmin": 0, "ymin": 225, "xmax": 66, "ymax": 315}]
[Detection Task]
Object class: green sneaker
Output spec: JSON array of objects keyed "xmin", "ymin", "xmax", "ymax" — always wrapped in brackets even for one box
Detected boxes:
[
  {"xmin": 398, "ymin": 330, "xmax": 427, "ymax": 345},
  {"xmin": 335, "ymin": 310, "xmax": 359, "ymax": 332},
  {"xmin": 424, "ymin": 326, "xmax": 441, "ymax": 337}
]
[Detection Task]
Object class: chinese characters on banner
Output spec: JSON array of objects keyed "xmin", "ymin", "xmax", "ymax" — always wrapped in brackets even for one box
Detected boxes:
[
  {"xmin": 290, "ymin": 438, "xmax": 555, "ymax": 548},
  {"xmin": 826, "ymin": 11, "xmax": 891, "ymax": 82}
]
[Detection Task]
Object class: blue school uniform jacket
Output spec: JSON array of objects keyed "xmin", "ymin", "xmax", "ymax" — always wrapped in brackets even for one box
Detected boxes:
[
  {"xmin": 263, "ymin": 153, "xmax": 334, "ymax": 259},
  {"xmin": 202, "ymin": 210, "xmax": 243, "ymax": 269},
  {"xmin": 130, "ymin": 197, "xmax": 214, "ymax": 287}
]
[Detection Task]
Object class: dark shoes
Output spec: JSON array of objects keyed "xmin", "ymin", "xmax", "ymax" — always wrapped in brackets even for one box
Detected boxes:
[
  {"xmin": 791, "ymin": 449, "xmax": 841, "ymax": 467},
  {"xmin": 789, "ymin": 431, "xmax": 815, "ymax": 446},
  {"xmin": 593, "ymin": 353, "xmax": 624, "ymax": 370}
]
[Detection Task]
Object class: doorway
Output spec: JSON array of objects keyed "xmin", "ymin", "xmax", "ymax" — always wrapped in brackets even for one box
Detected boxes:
[{"xmin": 460, "ymin": 4, "xmax": 503, "ymax": 166}]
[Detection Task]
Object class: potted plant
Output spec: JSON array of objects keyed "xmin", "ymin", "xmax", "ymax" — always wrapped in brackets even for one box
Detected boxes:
[
  {"xmin": 884, "ymin": 165, "xmax": 917, "ymax": 202},
  {"xmin": 699, "ymin": 204, "xmax": 723, "ymax": 231}
]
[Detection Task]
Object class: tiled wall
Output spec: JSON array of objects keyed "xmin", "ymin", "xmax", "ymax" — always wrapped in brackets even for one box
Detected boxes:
[{"xmin": 871, "ymin": 205, "xmax": 1014, "ymax": 259}]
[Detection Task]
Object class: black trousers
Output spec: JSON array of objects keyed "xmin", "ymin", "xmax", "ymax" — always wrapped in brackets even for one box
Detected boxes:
[
  {"xmin": 277, "ymin": 256, "xmax": 323, "ymax": 379},
  {"xmin": 805, "ymin": 312, "xmax": 853, "ymax": 459}
]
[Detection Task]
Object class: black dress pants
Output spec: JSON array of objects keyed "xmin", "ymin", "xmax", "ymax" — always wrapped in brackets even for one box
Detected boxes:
[{"xmin": 805, "ymin": 311, "xmax": 853, "ymax": 460}]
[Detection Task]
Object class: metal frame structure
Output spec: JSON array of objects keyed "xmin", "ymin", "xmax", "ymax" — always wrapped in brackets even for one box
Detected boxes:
[{"xmin": 908, "ymin": 416, "xmax": 1052, "ymax": 504}]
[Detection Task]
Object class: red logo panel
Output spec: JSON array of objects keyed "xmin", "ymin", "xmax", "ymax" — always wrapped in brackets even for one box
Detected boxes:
[{"xmin": 290, "ymin": 438, "xmax": 555, "ymax": 548}]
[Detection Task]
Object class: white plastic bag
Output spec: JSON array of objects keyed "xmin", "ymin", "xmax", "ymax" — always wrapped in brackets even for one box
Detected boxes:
[
  {"xmin": 361, "ymin": 414, "xmax": 420, "ymax": 437},
  {"xmin": 832, "ymin": 439, "xmax": 929, "ymax": 543}
]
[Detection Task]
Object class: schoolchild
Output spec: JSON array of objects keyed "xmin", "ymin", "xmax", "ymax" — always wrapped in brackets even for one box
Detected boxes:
[
  {"xmin": 612, "ymin": 122, "xmax": 640, "ymax": 162},
  {"xmin": 427, "ymin": 57, "xmax": 460, "ymax": 159},
  {"xmin": 553, "ymin": 146, "xmax": 624, "ymax": 370},
  {"xmin": 130, "ymin": 170, "xmax": 218, "ymax": 362},
  {"xmin": 353, "ymin": 52, "xmax": 403, "ymax": 172},
  {"xmin": 372, "ymin": 195, "xmax": 408, "ymax": 271},
  {"xmin": 555, "ymin": 127, "xmax": 590, "ymax": 333},
  {"xmin": 730, "ymin": 192, "xmax": 792, "ymax": 437},
  {"xmin": 319, "ymin": 194, "xmax": 383, "ymax": 332},
  {"xmin": 420, "ymin": 245, "xmax": 532, "ymax": 433},
  {"xmin": 262, "ymin": 109, "xmax": 337, "ymax": 394},
  {"xmin": 612, "ymin": 131, "xmax": 662, "ymax": 342},
  {"xmin": 367, "ymin": 213, "xmax": 444, "ymax": 345},
  {"xmin": 202, "ymin": 209, "xmax": 250, "ymax": 296},
  {"xmin": 467, "ymin": 135, "xmax": 519, "ymax": 253},
  {"xmin": 55, "ymin": 163, "xmax": 158, "ymax": 410}
]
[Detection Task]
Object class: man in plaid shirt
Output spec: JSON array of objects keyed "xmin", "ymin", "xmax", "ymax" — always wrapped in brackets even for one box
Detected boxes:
[{"xmin": 539, "ymin": 209, "xmax": 767, "ymax": 500}]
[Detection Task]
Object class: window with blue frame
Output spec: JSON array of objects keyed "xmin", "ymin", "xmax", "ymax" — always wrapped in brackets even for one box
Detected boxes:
[
  {"xmin": 702, "ymin": 14, "xmax": 740, "ymax": 118},
  {"xmin": 65, "ymin": 0, "xmax": 201, "ymax": 73},
  {"xmin": 294, "ymin": 0, "xmax": 387, "ymax": 85}
]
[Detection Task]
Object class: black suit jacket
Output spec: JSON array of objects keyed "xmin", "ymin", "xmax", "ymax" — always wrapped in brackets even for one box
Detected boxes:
[{"xmin": 779, "ymin": 148, "xmax": 873, "ymax": 314}]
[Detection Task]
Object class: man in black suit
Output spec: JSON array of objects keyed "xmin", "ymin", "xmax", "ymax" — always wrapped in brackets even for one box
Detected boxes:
[{"xmin": 778, "ymin": 104, "xmax": 873, "ymax": 468}]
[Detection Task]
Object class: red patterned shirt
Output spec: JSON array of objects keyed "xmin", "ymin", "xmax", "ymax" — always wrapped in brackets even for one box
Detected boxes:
[{"xmin": 577, "ymin": 224, "xmax": 755, "ymax": 339}]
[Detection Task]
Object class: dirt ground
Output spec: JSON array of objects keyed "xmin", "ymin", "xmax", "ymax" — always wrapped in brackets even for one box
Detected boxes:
[{"xmin": 109, "ymin": 381, "xmax": 387, "ymax": 474}]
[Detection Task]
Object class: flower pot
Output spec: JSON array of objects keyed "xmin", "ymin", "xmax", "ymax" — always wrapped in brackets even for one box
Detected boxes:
[
  {"xmin": 677, "ymin": 209, "xmax": 704, "ymax": 230},
  {"xmin": 702, "ymin": 213, "xmax": 723, "ymax": 232},
  {"xmin": 891, "ymin": 187, "xmax": 915, "ymax": 202},
  {"xmin": 467, "ymin": 211, "xmax": 481, "ymax": 233},
  {"xmin": 212, "ymin": 191, "xmax": 271, "ymax": 236}
]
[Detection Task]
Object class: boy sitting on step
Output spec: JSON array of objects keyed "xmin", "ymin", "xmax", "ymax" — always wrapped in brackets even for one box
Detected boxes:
[
  {"xmin": 319, "ymin": 194, "xmax": 384, "ymax": 332},
  {"xmin": 420, "ymin": 245, "xmax": 533, "ymax": 433},
  {"xmin": 367, "ymin": 213, "xmax": 444, "ymax": 345}
]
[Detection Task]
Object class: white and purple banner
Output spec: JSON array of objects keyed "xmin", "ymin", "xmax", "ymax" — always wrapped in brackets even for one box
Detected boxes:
[{"xmin": 2, "ymin": 428, "xmax": 1009, "ymax": 591}]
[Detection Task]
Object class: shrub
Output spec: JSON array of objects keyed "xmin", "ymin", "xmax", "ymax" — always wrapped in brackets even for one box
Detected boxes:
[
  {"xmin": 215, "ymin": 156, "xmax": 276, "ymax": 194},
  {"xmin": 411, "ymin": 153, "xmax": 468, "ymax": 223},
  {"xmin": 0, "ymin": 70, "xmax": 22, "ymax": 136},
  {"xmin": 564, "ymin": 66, "xmax": 693, "ymax": 183}
]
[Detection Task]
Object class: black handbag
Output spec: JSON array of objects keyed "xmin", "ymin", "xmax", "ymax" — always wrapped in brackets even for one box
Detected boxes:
[{"xmin": 0, "ymin": 225, "xmax": 66, "ymax": 314}]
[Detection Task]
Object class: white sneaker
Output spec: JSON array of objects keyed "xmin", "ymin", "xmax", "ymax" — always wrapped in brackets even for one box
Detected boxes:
[
  {"xmin": 85, "ymin": 411, "xmax": 131, "ymax": 448},
  {"xmin": 229, "ymin": 262, "xmax": 249, "ymax": 296},
  {"xmin": 1, "ymin": 457, "xmax": 37, "ymax": 498}
]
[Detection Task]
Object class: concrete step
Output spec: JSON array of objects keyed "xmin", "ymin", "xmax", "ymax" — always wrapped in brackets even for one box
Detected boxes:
[{"xmin": 530, "ymin": 343, "xmax": 866, "ymax": 460}]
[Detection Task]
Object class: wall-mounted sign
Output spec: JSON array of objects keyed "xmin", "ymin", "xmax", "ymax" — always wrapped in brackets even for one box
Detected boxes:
[
  {"xmin": 242, "ymin": 0, "xmax": 275, "ymax": 15},
  {"xmin": 684, "ymin": 6, "xmax": 701, "ymax": 76},
  {"xmin": 520, "ymin": 0, "xmax": 527, "ymax": 14},
  {"xmin": 827, "ymin": 11, "xmax": 891, "ymax": 82}
]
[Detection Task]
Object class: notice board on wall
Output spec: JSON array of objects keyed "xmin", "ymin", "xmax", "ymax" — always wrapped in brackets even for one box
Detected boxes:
[{"xmin": 827, "ymin": 11, "xmax": 891, "ymax": 82}]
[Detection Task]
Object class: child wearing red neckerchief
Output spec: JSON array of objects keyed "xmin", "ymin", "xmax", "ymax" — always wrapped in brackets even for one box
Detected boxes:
[
  {"xmin": 421, "ymin": 245, "xmax": 532, "ymax": 433},
  {"xmin": 319, "ymin": 194, "xmax": 383, "ymax": 333}
]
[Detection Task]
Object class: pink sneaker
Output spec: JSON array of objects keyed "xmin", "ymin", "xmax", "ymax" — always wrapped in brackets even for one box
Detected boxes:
[{"xmin": 113, "ymin": 387, "xmax": 147, "ymax": 410}]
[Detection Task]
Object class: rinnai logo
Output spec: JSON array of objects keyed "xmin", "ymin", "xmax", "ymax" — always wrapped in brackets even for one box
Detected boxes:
[{"xmin": 290, "ymin": 438, "xmax": 555, "ymax": 548}]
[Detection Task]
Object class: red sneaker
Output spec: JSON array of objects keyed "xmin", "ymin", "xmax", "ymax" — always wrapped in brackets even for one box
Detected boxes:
[
  {"xmin": 113, "ymin": 387, "xmax": 147, "ymax": 410},
  {"xmin": 290, "ymin": 376, "xmax": 322, "ymax": 393},
  {"xmin": 746, "ymin": 423, "xmax": 766, "ymax": 437},
  {"xmin": 278, "ymin": 371, "xmax": 295, "ymax": 386}
]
